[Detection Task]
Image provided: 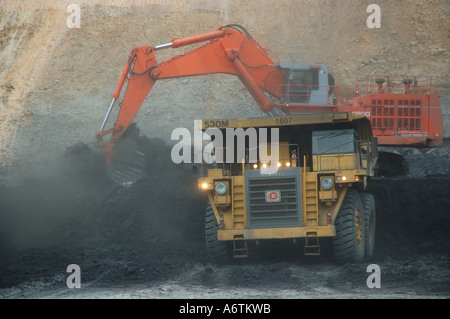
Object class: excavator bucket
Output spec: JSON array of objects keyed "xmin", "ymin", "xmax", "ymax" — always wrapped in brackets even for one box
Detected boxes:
[{"xmin": 105, "ymin": 124, "xmax": 149, "ymax": 185}]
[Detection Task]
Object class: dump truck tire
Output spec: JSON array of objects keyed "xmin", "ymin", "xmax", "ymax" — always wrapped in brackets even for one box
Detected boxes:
[
  {"xmin": 205, "ymin": 203, "xmax": 230, "ymax": 264},
  {"xmin": 332, "ymin": 189, "xmax": 365, "ymax": 264},
  {"xmin": 361, "ymin": 192, "xmax": 376, "ymax": 259}
]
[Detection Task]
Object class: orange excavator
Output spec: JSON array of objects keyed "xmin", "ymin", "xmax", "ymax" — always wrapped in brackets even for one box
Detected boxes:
[{"xmin": 96, "ymin": 25, "xmax": 443, "ymax": 182}]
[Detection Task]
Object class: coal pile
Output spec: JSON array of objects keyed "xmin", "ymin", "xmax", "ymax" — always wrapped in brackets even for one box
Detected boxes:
[
  {"xmin": 401, "ymin": 138, "xmax": 450, "ymax": 177},
  {"xmin": 368, "ymin": 177, "xmax": 450, "ymax": 255}
]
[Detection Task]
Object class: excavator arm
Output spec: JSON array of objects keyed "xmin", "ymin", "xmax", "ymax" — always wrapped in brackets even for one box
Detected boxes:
[{"xmin": 96, "ymin": 25, "xmax": 287, "ymax": 164}]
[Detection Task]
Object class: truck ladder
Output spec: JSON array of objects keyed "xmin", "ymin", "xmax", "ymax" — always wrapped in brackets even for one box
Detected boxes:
[
  {"xmin": 304, "ymin": 173, "xmax": 320, "ymax": 255},
  {"xmin": 233, "ymin": 234, "xmax": 248, "ymax": 258},
  {"xmin": 304, "ymin": 174, "xmax": 319, "ymax": 226},
  {"xmin": 232, "ymin": 181, "xmax": 245, "ymax": 229},
  {"xmin": 304, "ymin": 232, "xmax": 320, "ymax": 255}
]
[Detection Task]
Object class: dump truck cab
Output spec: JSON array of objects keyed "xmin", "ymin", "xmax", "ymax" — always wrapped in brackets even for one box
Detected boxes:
[{"xmin": 198, "ymin": 112, "xmax": 377, "ymax": 264}]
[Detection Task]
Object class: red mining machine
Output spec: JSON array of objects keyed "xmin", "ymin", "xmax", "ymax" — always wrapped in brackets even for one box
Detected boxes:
[{"xmin": 339, "ymin": 75, "xmax": 443, "ymax": 176}]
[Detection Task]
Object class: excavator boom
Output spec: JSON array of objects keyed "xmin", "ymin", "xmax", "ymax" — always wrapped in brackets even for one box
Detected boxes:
[{"xmin": 96, "ymin": 25, "xmax": 286, "ymax": 164}]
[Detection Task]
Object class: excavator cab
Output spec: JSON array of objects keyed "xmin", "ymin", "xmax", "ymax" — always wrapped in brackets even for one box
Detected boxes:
[{"xmin": 278, "ymin": 63, "xmax": 333, "ymax": 105}]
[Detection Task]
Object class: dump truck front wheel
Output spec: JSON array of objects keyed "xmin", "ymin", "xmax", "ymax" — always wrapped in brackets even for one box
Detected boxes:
[
  {"xmin": 361, "ymin": 192, "xmax": 376, "ymax": 259},
  {"xmin": 332, "ymin": 189, "xmax": 366, "ymax": 264},
  {"xmin": 205, "ymin": 203, "xmax": 231, "ymax": 264}
]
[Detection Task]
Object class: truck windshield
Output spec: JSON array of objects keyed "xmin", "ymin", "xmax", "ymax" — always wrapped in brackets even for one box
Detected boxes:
[{"xmin": 312, "ymin": 129, "xmax": 356, "ymax": 154}]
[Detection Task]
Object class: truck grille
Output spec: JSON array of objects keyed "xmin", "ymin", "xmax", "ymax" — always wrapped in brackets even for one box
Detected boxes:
[{"xmin": 246, "ymin": 170, "xmax": 301, "ymax": 228}]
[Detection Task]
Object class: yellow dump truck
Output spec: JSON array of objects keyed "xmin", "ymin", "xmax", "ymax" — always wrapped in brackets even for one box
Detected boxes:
[{"xmin": 197, "ymin": 112, "xmax": 377, "ymax": 264}]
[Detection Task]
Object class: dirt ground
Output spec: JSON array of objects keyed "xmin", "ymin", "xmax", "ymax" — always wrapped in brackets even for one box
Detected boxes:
[{"xmin": 0, "ymin": 1, "xmax": 449, "ymax": 300}]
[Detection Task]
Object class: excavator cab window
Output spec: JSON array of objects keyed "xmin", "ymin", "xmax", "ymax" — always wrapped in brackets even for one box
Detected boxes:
[
  {"xmin": 290, "ymin": 70, "xmax": 319, "ymax": 88},
  {"xmin": 287, "ymin": 69, "xmax": 319, "ymax": 103}
]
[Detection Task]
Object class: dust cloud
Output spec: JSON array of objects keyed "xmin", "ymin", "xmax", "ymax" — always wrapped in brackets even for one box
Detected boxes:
[{"xmin": 0, "ymin": 137, "xmax": 204, "ymax": 251}]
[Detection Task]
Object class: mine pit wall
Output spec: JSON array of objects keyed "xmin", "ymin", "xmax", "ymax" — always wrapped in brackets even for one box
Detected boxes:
[{"xmin": 0, "ymin": 0, "xmax": 449, "ymax": 174}]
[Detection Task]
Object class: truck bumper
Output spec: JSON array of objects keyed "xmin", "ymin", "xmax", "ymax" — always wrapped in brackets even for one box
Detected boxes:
[{"xmin": 217, "ymin": 226, "xmax": 335, "ymax": 241}]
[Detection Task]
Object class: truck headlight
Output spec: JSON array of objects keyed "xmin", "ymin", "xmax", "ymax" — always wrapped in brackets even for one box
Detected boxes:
[
  {"xmin": 215, "ymin": 182, "xmax": 227, "ymax": 195},
  {"xmin": 320, "ymin": 177, "xmax": 333, "ymax": 190}
]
